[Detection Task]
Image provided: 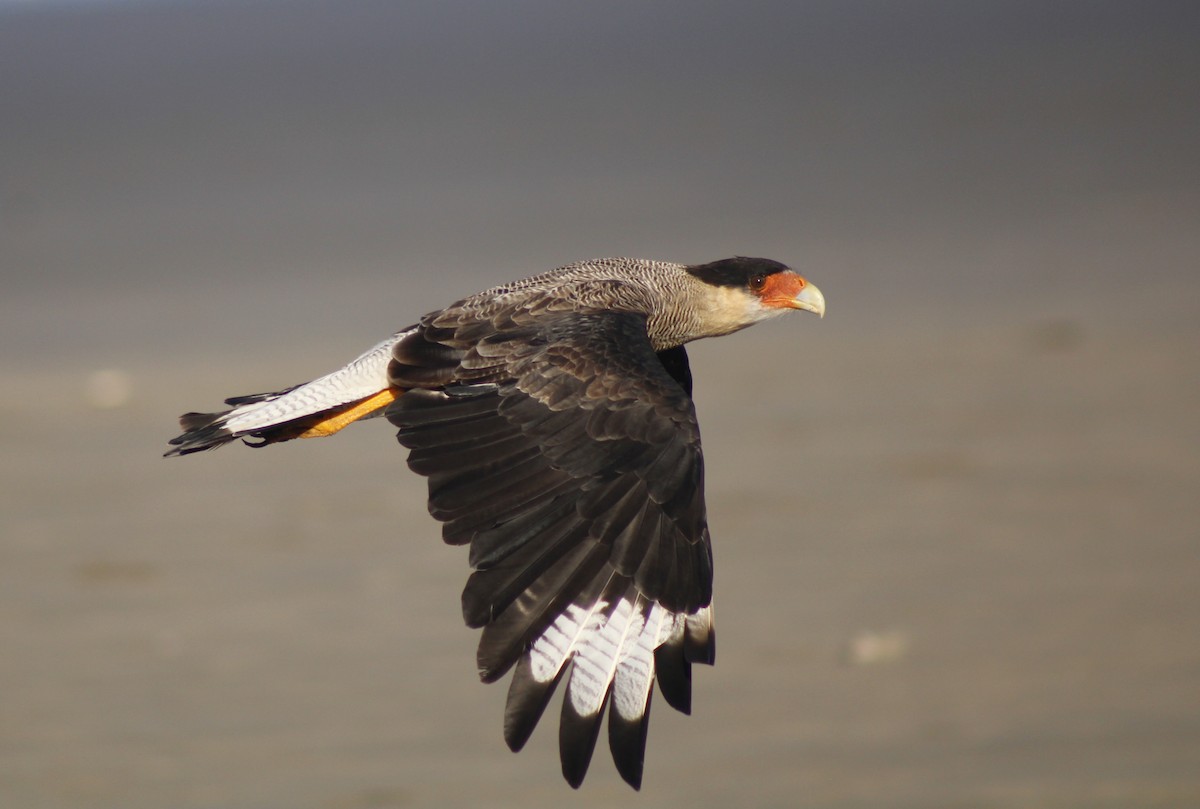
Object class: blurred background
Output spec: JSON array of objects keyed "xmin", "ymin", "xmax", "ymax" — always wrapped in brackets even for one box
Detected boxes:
[{"xmin": 2, "ymin": 1, "xmax": 1197, "ymax": 807}]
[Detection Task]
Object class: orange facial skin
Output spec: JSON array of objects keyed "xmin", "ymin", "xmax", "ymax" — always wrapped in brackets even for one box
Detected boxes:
[{"xmin": 757, "ymin": 271, "xmax": 824, "ymax": 315}]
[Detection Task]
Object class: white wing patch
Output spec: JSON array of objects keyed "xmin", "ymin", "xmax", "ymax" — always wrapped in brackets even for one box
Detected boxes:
[
  {"xmin": 567, "ymin": 594, "xmax": 638, "ymax": 716},
  {"xmin": 610, "ymin": 602, "xmax": 671, "ymax": 723},
  {"xmin": 528, "ymin": 588, "xmax": 689, "ymax": 723},
  {"xmin": 529, "ymin": 600, "xmax": 608, "ymax": 682}
]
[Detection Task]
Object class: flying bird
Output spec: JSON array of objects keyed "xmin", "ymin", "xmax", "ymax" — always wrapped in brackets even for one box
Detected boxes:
[{"xmin": 166, "ymin": 256, "xmax": 825, "ymax": 788}]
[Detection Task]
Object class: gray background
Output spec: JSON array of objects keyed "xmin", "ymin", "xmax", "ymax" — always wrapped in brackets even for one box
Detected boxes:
[{"xmin": 2, "ymin": 2, "xmax": 1198, "ymax": 807}]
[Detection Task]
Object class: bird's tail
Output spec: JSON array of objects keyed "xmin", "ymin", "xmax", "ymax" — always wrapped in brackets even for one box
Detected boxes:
[{"xmin": 165, "ymin": 329, "xmax": 413, "ymax": 457}]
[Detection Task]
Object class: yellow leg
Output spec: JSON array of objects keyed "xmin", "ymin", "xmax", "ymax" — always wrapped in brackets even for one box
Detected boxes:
[{"xmin": 298, "ymin": 388, "xmax": 401, "ymax": 439}]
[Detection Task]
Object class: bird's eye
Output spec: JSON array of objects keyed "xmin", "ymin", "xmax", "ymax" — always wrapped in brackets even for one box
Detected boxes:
[{"xmin": 748, "ymin": 274, "xmax": 767, "ymax": 292}]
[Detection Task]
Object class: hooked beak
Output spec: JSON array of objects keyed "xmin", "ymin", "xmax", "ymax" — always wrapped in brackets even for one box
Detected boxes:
[
  {"xmin": 757, "ymin": 270, "xmax": 827, "ymax": 318},
  {"xmin": 791, "ymin": 279, "xmax": 826, "ymax": 318}
]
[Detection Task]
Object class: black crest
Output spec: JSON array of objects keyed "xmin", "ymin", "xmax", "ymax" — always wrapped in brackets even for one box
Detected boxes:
[{"xmin": 685, "ymin": 256, "xmax": 790, "ymax": 288}]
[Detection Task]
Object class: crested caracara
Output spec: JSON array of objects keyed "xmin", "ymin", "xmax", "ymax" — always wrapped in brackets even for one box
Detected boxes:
[{"xmin": 167, "ymin": 256, "xmax": 826, "ymax": 788}]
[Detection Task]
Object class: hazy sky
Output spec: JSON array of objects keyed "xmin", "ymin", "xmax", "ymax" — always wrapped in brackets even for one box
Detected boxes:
[{"xmin": 2, "ymin": 1, "xmax": 1197, "ymax": 359}]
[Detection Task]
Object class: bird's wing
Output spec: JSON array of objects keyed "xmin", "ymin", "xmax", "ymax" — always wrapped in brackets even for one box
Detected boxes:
[{"xmin": 387, "ymin": 310, "xmax": 715, "ymax": 789}]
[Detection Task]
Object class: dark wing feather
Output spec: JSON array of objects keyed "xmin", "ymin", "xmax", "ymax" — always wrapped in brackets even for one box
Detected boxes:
[
  {"xmin": 654, "ymin": 345, "xmax": 693, "ymax": 397},
  {"xmin": 387, "ymin": 309, "xmax": 715, "ymax": 789}
]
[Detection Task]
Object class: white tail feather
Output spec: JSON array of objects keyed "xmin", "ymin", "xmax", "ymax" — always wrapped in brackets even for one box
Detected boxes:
[{"xmin": 219, "ymin": 329, "xmax": 412, "ymax": 436}]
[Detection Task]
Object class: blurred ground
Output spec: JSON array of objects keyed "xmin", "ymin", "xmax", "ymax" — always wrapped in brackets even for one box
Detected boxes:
[{"xmin": 1, "ymin": 2, "xmax": 1198, "ymax": 807}]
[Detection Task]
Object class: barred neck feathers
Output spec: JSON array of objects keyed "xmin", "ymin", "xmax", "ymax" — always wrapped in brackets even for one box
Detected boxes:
[{"xmin": 645, "ymin": 257, "xmax": 800, "ymax": 349}]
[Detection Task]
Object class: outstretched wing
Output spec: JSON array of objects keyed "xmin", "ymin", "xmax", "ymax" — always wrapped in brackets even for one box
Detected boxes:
[{"xmin": 387, "ymin": 310, "xmax": 715, "ymax": 788}]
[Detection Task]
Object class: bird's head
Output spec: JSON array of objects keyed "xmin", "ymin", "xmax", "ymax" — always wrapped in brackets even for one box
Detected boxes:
[{"xmin": 684, "ymin": 257, "xmax": 825, "ymax": 335}]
